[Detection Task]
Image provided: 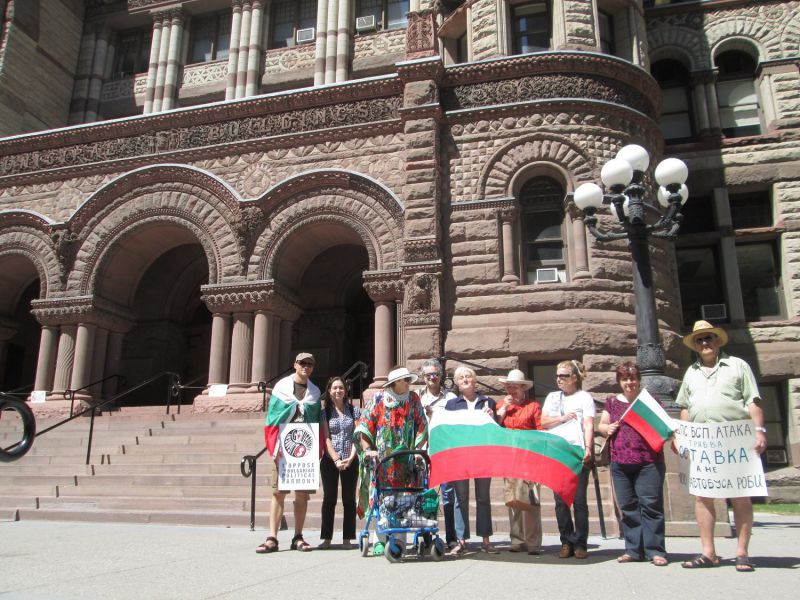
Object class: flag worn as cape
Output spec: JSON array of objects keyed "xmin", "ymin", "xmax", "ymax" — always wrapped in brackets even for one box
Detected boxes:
[
  {"xmin": 619, "ymin": 388, "xmax": 676, "ymax": 452},
  {"xmin": 428, "ymin": 410, "xmax": 585, "ymax": 505},
  {"xmin": 264, "ymin": 376, "xmax": 321, "ymax": 458}
]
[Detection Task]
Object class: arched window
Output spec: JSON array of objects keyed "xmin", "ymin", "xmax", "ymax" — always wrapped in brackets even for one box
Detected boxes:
[
  {"xmin": 715, "ymin": 50, "xmax": 761, "ymax": 138},
  {"xmin": 520, "ymin": 176, "xmax": 566, "ymax": 283},
  {"xmin": 651, "ymin": 59, "xmax": 694, "ymax": 142}
]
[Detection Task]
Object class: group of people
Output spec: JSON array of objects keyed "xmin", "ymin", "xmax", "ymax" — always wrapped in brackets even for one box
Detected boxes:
[{"xmin": 256, "ymin": 318, "xmax": 767, "ymax": 572}]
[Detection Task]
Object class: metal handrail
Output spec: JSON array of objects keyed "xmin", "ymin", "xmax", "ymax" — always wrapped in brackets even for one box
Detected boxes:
[
  {"xmin": 167, "ymin": 373, "xmax": 209, "ymax": 416},
  {"xmin": 0, "ymin": 382, "xmax": 34, "ymax": 398},
  {"xmin": 240, "ymin": 360, "xmax": 371, "ymax": 531},
  {"xmin": 35, "ymin": 371, "xmax": 180, "ymax": 465},
  {"xmin": 342, "ymin": 361, "xmax": 369, "ymax": 407},
  {"xmin": 256, "ymin": 367, "xmax": 293, "ymax": 412},
  {"xmin": 64, "ymin": 374, "xmax": 126, "ymax": 417}
]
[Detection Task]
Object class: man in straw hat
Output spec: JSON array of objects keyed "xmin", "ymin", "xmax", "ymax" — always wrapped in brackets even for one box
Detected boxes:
[
  {"xmin": 676, "ymin": 321, "xmax": 767, "ymax": 572},
  {"xmin": 497, "ymin": 369, "xmax": 543, "ymax": 555}
]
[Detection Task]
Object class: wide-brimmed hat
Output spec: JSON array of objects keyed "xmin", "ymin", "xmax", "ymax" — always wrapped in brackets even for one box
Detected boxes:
[
  {"xmin": 498, "ymin": 369, "xmax": 533, "ymax": 391},
  {"xmin": 383, "ymin": 367, "xmax": 418, "ymax": 388},
  {"xmin": 682, "ymin": 320, "xmax": 729, "ymax": 350}
]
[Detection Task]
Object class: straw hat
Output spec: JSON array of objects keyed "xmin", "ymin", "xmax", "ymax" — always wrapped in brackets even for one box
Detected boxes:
[
  {"xmin": 383, "ymin": 366, "xmax": 418, "ymax": 388},
  {"xmin": 682, "ymin": 320, "xmax": 729, "ymax": 350},
  {"xmin": 498, "ymin": 369, "xmax": 533, "ymax": 391}
]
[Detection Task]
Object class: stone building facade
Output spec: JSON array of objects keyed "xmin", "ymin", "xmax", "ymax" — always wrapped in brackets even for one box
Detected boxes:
[{"xmin": 0, "ymin": 0, "xmax": 798, "ymax": 467}]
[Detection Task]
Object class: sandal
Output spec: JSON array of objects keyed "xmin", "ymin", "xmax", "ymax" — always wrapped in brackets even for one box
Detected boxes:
[
  {"xmin": 480, "ymin": 543, "xmax": 499, "ymax": 554},
  {"xmin": 290, "ymin": 534, "xmax": 312, "ymax": 552},
  {"xmin": 449, "ymin": 541, "xmax": 466, "ymax": 556},
  {"xmin": 651, "ymin": 556, "xmax": 669, "ymax": 566},
  {"xmin": 735, "ymin": 555, "xmax": 755, "ymax": 572},
  {"xmin": 681, "ymin": 554, "xmax": 719, "ymax": 569},
  {"xmin": 255, "ymin": 536, "xmax": 279, "ymax": 554},
  {"xmin": 617, "ymin": 554, "xmax": 638, "ymax": 563}
]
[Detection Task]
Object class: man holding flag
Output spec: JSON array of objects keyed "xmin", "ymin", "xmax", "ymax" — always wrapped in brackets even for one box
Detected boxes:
[
  {"xmin": 676, "ymin": 320, "xmax": 767, "ymax": 572},
  {"xmin": 255, "ymin": 352, "xmax": 323, "ymax": 554}
]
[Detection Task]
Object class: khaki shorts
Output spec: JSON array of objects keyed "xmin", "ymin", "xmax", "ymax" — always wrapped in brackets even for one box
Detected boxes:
[{"xmin": 270, "ymin": 459, "xmax": 316, "ymax": 495}]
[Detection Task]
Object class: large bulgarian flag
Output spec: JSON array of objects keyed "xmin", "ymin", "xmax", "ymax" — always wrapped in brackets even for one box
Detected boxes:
[
  {"xmin": 619, "ymin": 388, "xmax": 676, "ymax": 452},
  {"xmin": 428, "ymin": 410, "xmax": 585, "ymax": 505},
  {"xmin": 264, "ymin": 376, "xmax": 321, "ymax": 458}
]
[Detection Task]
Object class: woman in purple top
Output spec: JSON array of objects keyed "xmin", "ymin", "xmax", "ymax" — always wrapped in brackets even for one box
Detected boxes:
[{"xmin": 598, "ymin": 362, "xmax": 668, "ymax": 566}]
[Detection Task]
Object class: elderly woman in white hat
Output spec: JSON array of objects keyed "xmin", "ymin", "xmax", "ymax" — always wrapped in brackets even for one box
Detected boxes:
[
  {"xmin": 497, "ymin": 369, "xmax": 543, "ymax": 555},
  {"xmin": 354, "ymin": 366, "xmax": 428, "ymax": 538}
]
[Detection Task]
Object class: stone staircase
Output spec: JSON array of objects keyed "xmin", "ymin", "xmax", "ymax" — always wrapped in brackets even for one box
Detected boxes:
[{"xmin": 0, "ymin": 408, "xmax": 619, "ymax": 536}]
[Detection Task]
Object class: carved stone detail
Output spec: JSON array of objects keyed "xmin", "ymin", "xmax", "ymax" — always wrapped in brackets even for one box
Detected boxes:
[
  {"xmin": 181, "ymin": 59, "xmax": 228, "ymax": 88},
  {"xmin": 30, "ymin": 296, "xmax": 135, "ymax": 332},
  {"xmin": 403, "ymin": 237, "xmax": 440, "ymax": 263},
  {"xmin": 363, "ymin": 271, "xmax": 404, "ymax": 302},
  {"xmin": 51, "ymin": 227, "xmax": 80, "ymax": 284},
  {"xmin": 406, "ymin": 11, "xmax": 437, "ymax": 58},
  {"xmin": 200, "ymin": 281, "xmax": 301, "ymax": 320}
]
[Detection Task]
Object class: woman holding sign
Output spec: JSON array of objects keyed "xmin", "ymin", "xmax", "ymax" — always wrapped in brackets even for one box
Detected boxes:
[{"xmin": 598, "ymin": 362, "xmax": 668, "ymax": 566}]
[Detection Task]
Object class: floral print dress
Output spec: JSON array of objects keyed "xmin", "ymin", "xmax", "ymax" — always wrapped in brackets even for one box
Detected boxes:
[{"xmin": 353, "ymin": 389, "xmax": 427, "ymax": 518}]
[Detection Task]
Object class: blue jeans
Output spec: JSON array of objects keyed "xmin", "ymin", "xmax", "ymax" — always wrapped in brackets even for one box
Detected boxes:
[
  {"xmin": 554, "ymin": 467, "xmax": 590, "ymax": 548},
  {"xmin": 610, "ymin": 461, "xmax": 666, "ymax": 560},
  {"xmin": 440, "ymin": 482, "xmax": 457, "ymax": 544},
  {"xmin": 453, "ymin": 478, "xmax": 492, "ymax": 540}
]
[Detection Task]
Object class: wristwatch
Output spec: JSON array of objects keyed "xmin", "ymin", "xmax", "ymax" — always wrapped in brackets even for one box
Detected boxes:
[{"xmin": 754, "ymin": 426, "xmax": 767, "ymax": 433}]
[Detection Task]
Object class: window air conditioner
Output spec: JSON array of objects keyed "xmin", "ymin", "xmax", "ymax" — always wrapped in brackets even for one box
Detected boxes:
[
  {"xmin": 700, "ymin": 303, "xmax": 727, "ymax": 321},
  {"xmin": 356, "ymin": 15, "xmax": 377, "ymax": 32},
  {"xmin": 296, "ymin": 27, "xmax": 315, "ymax": 44},
  {"xmin": 535, "ymin": 268, "xmax": 559, "ymax": 283}
]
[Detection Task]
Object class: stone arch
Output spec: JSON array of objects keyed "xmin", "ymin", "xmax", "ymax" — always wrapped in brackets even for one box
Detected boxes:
[
  {"xmin": 480, "ymin": 134, "xmax": 594, "ymax": 199},
  {"xmin": 64, "ymin": 165, "xmax": 245, "ymax": 295},
  {"xmin": 648, "ymin": 26, "xmax": 709, "ymax": 71},
  {"xmin": 0, "ymin": 210, "xmax": 61, "ymax": 298},
  {"xmin": 705, "ymin": 15, "xmax": 779, "ymax": 62},
  {"xmin": 648, "ymin": 45, "xmax": 696, "ymax": 73},
  {"xmin": 249, "ymin": 170, "xmax": 405, "ymax": 280}
]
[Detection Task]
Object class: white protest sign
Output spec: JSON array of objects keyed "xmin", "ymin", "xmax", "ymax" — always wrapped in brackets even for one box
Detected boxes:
[
  {"xmin": 674, "ymin": 419, "xmax": 767, "ymax": 498},
  {"xmin": 277, "ymin": 422, "xmax": 319, "ymax": 491}
]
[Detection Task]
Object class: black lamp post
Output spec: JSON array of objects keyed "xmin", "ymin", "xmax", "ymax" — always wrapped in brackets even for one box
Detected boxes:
[{"xmin": 573, "ymin": 144, "xmax": 689, "ymax": 403}]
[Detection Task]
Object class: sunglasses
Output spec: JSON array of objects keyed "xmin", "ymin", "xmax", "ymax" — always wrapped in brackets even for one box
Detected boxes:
[
  {"xmin": 297, "ymin": 361, "xmax": 314, "ymax": 368},
  {"xmin": 694, "ymin": 335, "xmax": 716, "ymax": 345},
  {"xmin": 424, "ymin": 373, "xmax": 440, "ymax": 380},
  {"xmin": 556, "ymin": 373, "xmax": 572, "ymax": 379}
]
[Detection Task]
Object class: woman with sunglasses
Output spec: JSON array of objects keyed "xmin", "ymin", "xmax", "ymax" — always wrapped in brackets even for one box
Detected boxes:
[
  {"xmin": 541, "ymin": 360, "xmax": 595, "ymax": 559},
  {"xmin": 319, "ymin": 376, "xmax": 360, "ymax": 549}
]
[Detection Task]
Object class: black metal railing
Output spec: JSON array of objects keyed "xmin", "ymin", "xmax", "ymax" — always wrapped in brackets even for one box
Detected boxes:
[
  {"xmin": 342, "ymin": 361, "xmax": 369, "ymax": 408},
  {"xmin": 240, "ymin": 360, "xmax": 371, "ymax": 531},
  {"xmin": 33, "ymin": 371, "xmax": 180, "ymax": 465},
  {"xmin": 64, "ymin": 374, "xmax": 126, "ymax": 417},
  {"xmin": 0, "ymin": 392, "xmax": 37, "ymax": 462},
  {"xmin": 256, "ymin": 367, "xmax": 293, "ymax": 412},
  {"xmin": 168, "ymin": 372, "xmax": 209, "ymax": 415}
]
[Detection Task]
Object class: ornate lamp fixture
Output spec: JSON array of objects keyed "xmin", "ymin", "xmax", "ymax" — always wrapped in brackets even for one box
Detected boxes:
[{"xmin": 573, "ymin": 145, "xmax": 690, "ymax": 402}]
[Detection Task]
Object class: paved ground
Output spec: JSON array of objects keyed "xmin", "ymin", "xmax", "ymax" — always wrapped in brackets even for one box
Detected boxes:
[{"xmin": 1, "ymin": 513, "xmax": 798, "ymax": 600}]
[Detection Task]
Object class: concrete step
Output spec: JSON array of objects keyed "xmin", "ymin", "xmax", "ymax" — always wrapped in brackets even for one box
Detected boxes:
[
  {"xmin": 93, "ymin": 463, "xmax": 244, "ymax": 475},
  {"xmin": 0, "ymin": 464, "xmax": 95, "ymax": 476}
]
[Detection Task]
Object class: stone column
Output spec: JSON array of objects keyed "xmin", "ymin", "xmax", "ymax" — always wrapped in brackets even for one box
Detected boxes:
[
  {"xmin": 279, "ymin": 319, "xmax": 293, "ymax": 377},
  {"xmin": 372, "ymin": 301, "xmax": 394, "ymax": 387},
  {"xmin": 235, "ymin": 1, "xmax": 253, "ymax": 98},
  {"xmin": 705, "ymin": 72, "xmax": 722, "ymax": 133},
  {"xmin": 90, "ymin": 327, "xmax": 109, "ymax": 396},
  {"xmin": 33, "ymin": 325, "xmax": 59, "ymax": 392},
  {"xmin": 52, "ymin": 325, "xmax": 77, "ymax": 394},
  {"xmin": 250, "ymin": 310, "xmax": 272, "ymax": 386},
  {"xmin": 499, "ymin": 207, "xmax": 519, "ymax": 283},
  {"xmin": 103, "ymin": 331, "xmax": 125, "ymax": 397},
  {"xmin": 151, "ymin": 13, "xmax": 172, "ymax": 113},
  {"xmin": 245, "ymin": 0, "xmax": 265, "ymax": 96},
  {"xmin": 335, "ymin": 0, "xmax": 350, "ymax": 83},
  {"xmin": 570, "ymin": 206, "xmax": 591, "ymax": 280},
  {"xmin": 84, "ymin": 27, "xmax": 110, "ymax": 122},
  {"xmin": 68, "ymin": 27, "xmax": 97, "ymax": 124},
  {"xmin": 269, "ymin": 315, "xmax": 282, "ymax": 380},
  {"xmin": 143, "ymin": 17, "xmax": 164, "ymax": 114},
  {"xmin": 161, "ymin": 9, "xmax": 185, "ymax": 111},
  {"xmin": 713, "ymin": 188, "xmax": 746, "ymax": 324},
  {"xmin": 324, "ymin": 0, "xmax": 339, "ymax": 84},
  {"xmin": 692, "ymin": 79, "xmax": 711, "ymax": 134},
  {"xmin": 228, "ymin": 312, "xmax": 255, "ymax": 392},
  {"xmin": 225, "ymin": 0, "xmax": 244, "ymax": 100},
  {"xmin": 70, "ymin": 323, "xmax": 97, "ymax": 399},
  {"xmin": 314, "ymin": 0, "xmax": 329, "ymax": 85},
  {"xmin": 208, "ymin": 313, "xmax": 231, "ymax": 385}
]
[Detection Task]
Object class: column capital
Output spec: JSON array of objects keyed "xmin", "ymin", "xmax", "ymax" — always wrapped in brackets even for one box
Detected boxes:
[
  {"xmin": 200, "ymin": 281, "xmax": 302, "ymax": 320},
  {"xmin": 30, "ymin": 296, "xmax": 134, "ymax": 332},
  {"xmin": 363, "ymin": 270, "xmax": 405, "ymax": 302},
  {"xmin": 691, "ymin": 68, "xmax": 718, "ymax": 85},
  {"xmin": 498, "ymin": 203, "xmax": 520, "ymax": 223}
]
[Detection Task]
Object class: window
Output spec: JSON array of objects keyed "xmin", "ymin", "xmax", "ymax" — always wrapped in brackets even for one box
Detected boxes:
[
  {"xmin": 188, "ymin": 11, "xmax": 231, "ymax": 64},
  {"xmin": 651, "ymin": 59, "xmax": 694, "ymax": 142},
  {"xmin": 520, "ymin": 177, "xmax": 566, "ymax": 283},
  {"xmin": 357, "ymin": 0, "xmax": 410, "ymax": 31},
  {"xmin": 270, "ymin": 0, "xmax": 317, "ymax": 49},
  {"xmin": 113, "ymin": 27, "xmax": 152, "ymax": 78},
  {"xmin": 715, "ymin": 50, "xmax": 761, "ymax": 137},
  {"xmin": 677, "ymin": 246, "xmax": 725, "ymax": 325},
  {"xmin": 598, "ymin": 11, "xmax": 615, "ymax": 55},
  {"xmin": 511, "ymin": 1, "xmax": 550, "ymax": 54},
  {"xmin": 759, "ymin": 383, "xmax": 789, "ymax": 467},
  {"xmin": 737, "ymin": 243, "xmax": 782, "ymax": 320}
]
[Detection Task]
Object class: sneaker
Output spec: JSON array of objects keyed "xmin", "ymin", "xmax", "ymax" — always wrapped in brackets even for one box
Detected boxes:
[
  {"xmin": 574, "ymin": 547, "xmax": 588, "ymax": 559},
  {"xmin": 558, "ymin": 543, "xmax": 574, "ymax": 558},
  {"xmin": 372, "ymin": 541, "xmax": 385, "ymax": 556}
]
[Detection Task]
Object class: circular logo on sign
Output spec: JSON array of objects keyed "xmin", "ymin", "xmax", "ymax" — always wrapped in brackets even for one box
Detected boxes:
[{"xmin": 283, "ymin": 427, "xmax": 313, "ymax": 458}]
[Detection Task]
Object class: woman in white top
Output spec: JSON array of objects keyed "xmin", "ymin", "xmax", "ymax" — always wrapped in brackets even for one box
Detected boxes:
[{"xmin": 541, "ymin": 360, "xmax": 595, "ymax": 559}]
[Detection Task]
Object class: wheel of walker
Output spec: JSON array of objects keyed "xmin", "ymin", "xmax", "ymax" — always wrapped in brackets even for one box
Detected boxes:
[
  {"xmin": 384, "ymin": 537, "xmax": 404, "ymax": 563},
  {"xmin": 0, "ymin": 397, "xmax": 36, "ymax": 463},
  {"xmin": 359, "ymin": 535, "xmax": 370, "ymax": 557},
  {"xmin": 431, "ymin": 538, "xmax": 445, "ymax": 561}
]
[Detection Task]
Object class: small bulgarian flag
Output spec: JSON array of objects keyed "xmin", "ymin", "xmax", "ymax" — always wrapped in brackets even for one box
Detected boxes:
[
  {"xmin": 264, "ymin": 376, "xmax": 321, "ymax": 458},
  {"xmin": 619, "ymin": 389, "xmax": 676, "ymax": 452},
  {"xmin": 428, "ymin": 410, "xmax": 585, "ymax": 505}
]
